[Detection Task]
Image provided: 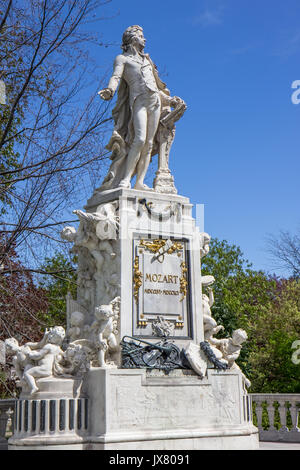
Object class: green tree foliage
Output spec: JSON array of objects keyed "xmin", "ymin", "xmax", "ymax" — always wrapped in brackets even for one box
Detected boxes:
[
  {"xmin": 248, "ymin": 279, "xmax": 300, "ymax": 392},
  {"xmin": 201, "ymin": 238, "xmax": 255, "ymax": 333},
  {"xmin": 39, "ymin": 252, "xmax": 77, "ymax": 327},
  {"xmin": 202, "ymin": 238, "xmax": 300, "ymax": 393}
]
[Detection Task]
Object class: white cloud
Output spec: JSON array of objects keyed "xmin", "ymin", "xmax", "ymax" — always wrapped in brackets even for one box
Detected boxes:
[
  {"xmin": 273, "ymin": 30, "xmax": 300, "ymax": 58},
  {"xmin": 193, "ymin": 5, "xmax": 225, "ymax": 27}
]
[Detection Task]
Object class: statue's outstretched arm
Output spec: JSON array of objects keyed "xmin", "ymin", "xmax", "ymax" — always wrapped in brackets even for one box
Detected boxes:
[
  {"xmin": 28, "ymin": 348, "xmax": 48, "ymax": 361},
  {"xmin": 98, "ymin": 55, "xmax": 125, "ymax": 100},
  {"xmin": 73, "ymin": 209, "xmax": 105, "ymax": 224},
  {"xmin": 208, "ymin": 287, "xmax": 214, "ymax": 307},
  {"xmin": 26, "ymin": 330, "xmax": 49, "ymax": 350},
  {"xmin": 73, "ymin": 209, "xmax": 90, "ymax": 221}
]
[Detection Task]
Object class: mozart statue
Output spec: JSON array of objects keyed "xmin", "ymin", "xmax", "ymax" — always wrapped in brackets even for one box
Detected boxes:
[{"xmin": 98, "ymin": 25, "xmax": 186, "ymax": 193}]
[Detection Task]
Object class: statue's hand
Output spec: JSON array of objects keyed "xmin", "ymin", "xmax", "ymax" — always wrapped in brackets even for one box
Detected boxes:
[
  {"xmin": 170, "ymin": 96, "xmax": 185, "ymax": 108},
  {"xmin": 98, "ymin": 339, "xmax": 108, "ymax": 351},
  {"xmin": 98, "ymin": 88, "xmax": 113, "ymax": 101},
  {"xmin": 245, "ymin": 377, "xmax": 251, "ymax": 388}
]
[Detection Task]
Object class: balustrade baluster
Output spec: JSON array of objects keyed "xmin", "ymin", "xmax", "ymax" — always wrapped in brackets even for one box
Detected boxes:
[
  {"xmin": 0, "ymin": 409, "xmax": 6, "ymax": 440},
  {"xmin": 255, "ymin": 401, "xmax": 264, "ymax": 431},
  {"xmin": 278, "ymin": 400, "xmax": 289, "ymax": 432},
  {"xmin": 266, "ymin": 400, "xmax": 276, "ymax": 431},
  {"xmin": 290, "ymin": 401, "xmax": 300, "ymax": 432}
]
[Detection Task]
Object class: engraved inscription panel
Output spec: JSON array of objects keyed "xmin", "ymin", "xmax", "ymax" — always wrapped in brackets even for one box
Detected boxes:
[
  {"xmin": 143, "ymin": 252, "xmax": 182, "ymax": 316},
  {"xmin": 133, "ymin": 237, "xmax": 191, "ymax": 338}
]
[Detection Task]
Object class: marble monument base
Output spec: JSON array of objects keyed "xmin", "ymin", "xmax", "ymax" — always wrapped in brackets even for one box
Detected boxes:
[
  {"xmin": 9, "ymin": 368, "xmax": 258, "ymax": 450},
  {"xmin": 82, "ymin": 368, "xmax": 258, "ymax": 450},
  {"xmin": 83, "ymin": 367, "xmax": 258, "ymax": 450}
]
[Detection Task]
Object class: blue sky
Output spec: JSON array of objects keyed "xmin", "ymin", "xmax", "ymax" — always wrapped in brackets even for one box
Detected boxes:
[{"xmin": 84, "ymin": 0, "xmax": 300, "ymax": 275}]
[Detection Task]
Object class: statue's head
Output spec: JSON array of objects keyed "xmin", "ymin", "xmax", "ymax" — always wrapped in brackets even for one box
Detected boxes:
[
  {"xmin": 202, "ymin": 232, "xmax": 211, "ymax": 246},
  {"xmin": 70, "ymin": 311, "xmax": 85, "ymax": 327},
  {"xmin": 65, "ymin": 343, "xmax": 84, "ymax": 362},
  {"xmin": 122, "ymin": 25, "xmax": 145, "ymax": 52},
  {"xmin": 61, "ymin": 226, "xmax": 76, "ymax": 242},
  {"xmin": 232, "ymin": 329, "xmax": 248, "ymax": 346},
  {"xmin": 5, "ymin": 337, "xmax": 19, "ymax": 354},
  {"xmin": 47, "ymin": 326, "xmax": 65, "ymax": 346},
  {"xmin": 95, "ymin": 304, "xmax": 114, "ymax": 320}
]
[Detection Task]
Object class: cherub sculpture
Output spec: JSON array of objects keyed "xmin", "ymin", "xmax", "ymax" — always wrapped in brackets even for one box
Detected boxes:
[
  {"xmin": 202, "ymin": 286, "xmax": 224, "ymax": 342},
  {"xmin": 67, "ymin": 311, "xmax": 86, "ymax": 343},
  {"xmin": 200, "ymin": 286, "xmax": 251, "ymax": 386},
  {"xmin": 90, "ymin": 297, "xmax": 120, "ymax": 368},
  {"xmin": 5, "ymin": 338, "xmax": 35, "ymax": 386},
  {"xmin": 73, "ymin": 203, "xmax": 119, "ymax": 241},
  {"xmin": 209, "ymin": 328, "xmax": 251, "ymax": 388},
  {"xmin": 21, "ymin": 327, "xmax": 66, "ymax": 395},
  {"xmin": 199, "ymin": 232, "xmax": 211, "ymax": 259},
  {"xmin": 61, "ymin": 216, "xmax": 115, "ymax": 274},
  {"xmin": 214, "ymin": 329, "xmax": 248, "ymax": 368},
  {"xmin": 54, "ymin": 342, "xmax": 91, "ymax": 378}
]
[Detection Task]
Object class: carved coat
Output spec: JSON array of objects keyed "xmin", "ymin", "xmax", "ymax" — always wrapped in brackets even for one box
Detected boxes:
[{"xmin": 99, "ymin": 55, "xmax": 171, "ymax": 191}]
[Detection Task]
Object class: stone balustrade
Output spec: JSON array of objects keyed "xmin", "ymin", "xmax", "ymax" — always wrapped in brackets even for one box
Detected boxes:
[
  {"xmin": 251, "ymin": 394, "xmax": 300, "ymax": 442},
  {"xmin": 0, "ymin": 399, "xmax": 15, "ymax": 450}
]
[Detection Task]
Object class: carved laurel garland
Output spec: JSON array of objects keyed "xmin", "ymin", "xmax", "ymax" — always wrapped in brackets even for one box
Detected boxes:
[
  {"xmin": 139, "ymin": 239, "xmax": 166, "ymax": 253},
  {"xmin": 139, "ymin": 238, "xmax": 183, "ymax": 255},
  {"xmin": 179, "ymin": 261, "xmax": 188, "ymax": 302},
  {"xmin": 133, "ymin": 256, "xmax": 143, "ymax": 303},
  {"xmin": 200, "ymin": 341, "xmax": 228, "ymax": 370},
  {"xmin": 137, "ymin": 198, "xmax": 181, "ymax": 221}
]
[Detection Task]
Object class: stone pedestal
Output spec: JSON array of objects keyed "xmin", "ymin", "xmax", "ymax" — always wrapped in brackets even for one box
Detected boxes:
[
  {"xmin": 84, "ymin": 187, "xmax": 203, "ymax": 351},
  {"xmin": 83, "ymin": 368, "xmax": 258, "ymax": 450},
  {"xmin": 8, "ymin": 187, "xmax": 259, "ymax": 450},
  {"xmin": 9, "ymin": 368, "xmax": 258, "ymax": 450},
  {"xmin": 153, "ymin": 168, "xmax": 178, "ymax": 195},
  {"xmin": 8, "ymin": 378, "xmax": 88, "ymax": 450}
]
